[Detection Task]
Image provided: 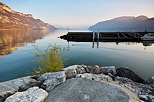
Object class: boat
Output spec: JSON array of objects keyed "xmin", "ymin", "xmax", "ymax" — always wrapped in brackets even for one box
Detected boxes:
[{"xmin": 141, "ymin": 33, "xmax": 154, "ymax": 41}]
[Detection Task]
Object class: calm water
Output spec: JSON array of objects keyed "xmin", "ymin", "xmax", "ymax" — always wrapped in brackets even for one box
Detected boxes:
[{"xmin": 0, "ymin": 29, "xmax": 154, "ymax": 82}]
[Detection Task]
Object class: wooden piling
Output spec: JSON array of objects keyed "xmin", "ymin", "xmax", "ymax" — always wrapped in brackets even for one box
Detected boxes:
[
  {"xmin": 93, "ymin": 30, "xmax": 95, "ymax": 40},
  {"xmin": 97, "ymin": 30, "xmax": 100, "ymax": 40}
]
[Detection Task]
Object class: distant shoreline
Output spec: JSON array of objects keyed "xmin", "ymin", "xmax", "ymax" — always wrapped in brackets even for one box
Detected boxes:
[
  {"xmin": 0, "ymin": 28, "xmax": 28, "ymax": 31},
  {"xmin": 0, "ymin": 28, "xmax": 52, "ymax": 31}
]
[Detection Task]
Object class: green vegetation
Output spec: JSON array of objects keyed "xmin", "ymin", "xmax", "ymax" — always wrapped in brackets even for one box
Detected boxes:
[{"xmin": 33, "ymin": 45, "xmax": 69, "ymax": 74}]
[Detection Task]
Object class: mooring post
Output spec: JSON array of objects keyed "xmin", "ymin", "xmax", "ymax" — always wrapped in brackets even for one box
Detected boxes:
[
  {"xmin": 93, "ymin": 30, "xmax": 95, "ymax": 40},
  {"xmin": 92, "ymin": 40, "xmax": 94, "ymax": 48},
  {"xmin": 97, "ymin": 40, "xmax": 99, "ymax": 48},
  {"xmin": 97, "ymin": 30, "xmax": 99, "ymax": 48},
  {"xmin": 97, "ymin": 30, "xmax": 100, "ymax": 40}
]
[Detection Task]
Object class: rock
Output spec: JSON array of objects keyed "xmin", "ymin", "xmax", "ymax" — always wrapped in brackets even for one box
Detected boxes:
[
  {"xmin": 116, "ymin": 67, "xmax": 144, "ymax": 83},
  {"xmin": 145, "ymin": 76, "xmax": 154, "ymax": 88},
  {"xmin": 139, "ymin": 95, "xmax": 149, "ymax": 101},
  {"xmin": 45, "ymin": 78, "xmax": 140, "ymax": 102},
  {"xmin": 129, "ymin": 99, "xmax": 142, "ymax": 102},
  {"xmin": 115, "ymin": 77, "xmax": 154, "ymax": 96},
  {"xmin": 86, "ymin": 65, "xmax": 101, "ymax": 74},
  {"xmin": 18, "ymin": 80, "xmax": 42, "ymax": 92},
  {"xmin": 76, "ymin": 73, "xmax": 113, "ymax": 82},
  {"xmin": 108, "ymin": 73, "xmax": 116, "ymax": 80},
  {"xmin": 5, "ymin": 87, "xmax": 48, "ymax": 102},
  {"xmin": 63, "ymin": 65, "xmax": 78, "ymax": 79},
  {"xmin": 76, "ymin": 65, "xmax": 86, "ymax": 74},
  {"xmin": 38, "ymin": 71, "xmax": 66, "ymax": 91},
  {"xmin": 148, "ymin": 95, "xmax": 154, "ymax": 102},
  {"xmin": 100, "ymin": 66, "xmax": 116, "ymax": 75},
  {"xmin": 38, "ymin": 71, "xmax": 66, "ymax": 82},
  {"xmin": 42, "ymin": 78, "xmax": 63, "ymax": 91},
  {"xmin": 0, "ymin": 91, "xmax": 15, "ymax": 102},
  {"xmin": 0, "ymin": 76, "xmax": 37, "ymax": 92},
  {"xmin": 146, "ymin": 76, "xmax": 154, "ymax": 84},
  {"xmin": 30, "ymin": 75, "xmax": 41, "ymax": 80},
  {"xmin": 139, "ymin": 95, "xmax": 154, "ymax": 102},
  {"xmin": 83, "ymin": 66, "xmax": 90, "ymax": 73}
]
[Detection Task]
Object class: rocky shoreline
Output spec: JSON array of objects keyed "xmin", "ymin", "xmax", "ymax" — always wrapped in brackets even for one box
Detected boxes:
[{"xmin": 0, "ymin": 65, "xmax": 154, "ymax": 102}]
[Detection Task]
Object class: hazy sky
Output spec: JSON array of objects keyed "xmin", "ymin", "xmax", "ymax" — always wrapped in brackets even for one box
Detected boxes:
[{"xmin": 2, "ymin": 0, "xmax": 154, "ymax": 27}]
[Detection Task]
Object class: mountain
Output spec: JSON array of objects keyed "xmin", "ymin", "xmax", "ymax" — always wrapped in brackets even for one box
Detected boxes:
[
  {"xmin": 89, "ymin": 15, "xmax": 154, "ymax": 30},
  {"xmin": 0, "ymin": 2, "xmax": 55, "ymax": 30}
]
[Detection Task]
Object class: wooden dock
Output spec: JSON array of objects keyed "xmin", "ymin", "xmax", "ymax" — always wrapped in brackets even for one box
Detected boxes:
[{"xmin": 60, "ymin": 32, "xmax": 150, "ymax": 42}]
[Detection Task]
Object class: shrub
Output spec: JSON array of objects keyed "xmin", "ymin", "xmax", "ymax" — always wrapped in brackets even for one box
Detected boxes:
[{"xmin": 33, "ymin": 45, "xmax": 69, "ymax": 74}]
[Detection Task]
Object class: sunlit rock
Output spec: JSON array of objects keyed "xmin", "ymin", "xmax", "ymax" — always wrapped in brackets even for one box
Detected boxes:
[
  {"xmin": 5, "ymin": 87, "xmax": 48, "ymax": 102},
  {"xmin": 63, "ymin": 65, "xmax": 78, "ymax": 79}
]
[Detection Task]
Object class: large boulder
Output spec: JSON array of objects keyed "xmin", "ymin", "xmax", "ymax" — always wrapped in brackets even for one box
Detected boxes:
[
  {"xmin": 5, "ymin": 87, "xmax": 48, "ymax": 102},
  {"xmin": 45, "ymin": 78, "xmax": 140, "ymax": 102},
  {"xmin": 116, "ymin": 67, "xmax": 144, "ymax": 83},
  {"xmin": 38, "ymin": 71, "xmax": 66, "ymax": 91}
]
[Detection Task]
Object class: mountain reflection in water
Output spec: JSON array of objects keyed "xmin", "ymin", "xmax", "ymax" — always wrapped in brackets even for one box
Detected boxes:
[{"xmin": 0, "ymin": 30, "xmax": 51, "ymax": 58}]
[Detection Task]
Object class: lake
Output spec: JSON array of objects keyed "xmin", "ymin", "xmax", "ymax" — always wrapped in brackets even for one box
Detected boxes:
[{"xmin": 0, "ymin": 29, "xmax": 154, "ymax": 82}]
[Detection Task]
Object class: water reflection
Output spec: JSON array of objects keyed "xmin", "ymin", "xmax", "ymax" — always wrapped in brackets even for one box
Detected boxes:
[
  {"xmin": 0, "ymin": 30, "xmax": 154, "ymax": 82},
  {"xmin": 0, "ymin": 30, "xmax": 52, "ymax": 58},
  {"xmin": 142, "ymin": 41, "xmax": 154, "ymax": 46},
  {"xmin": 91, "ymin": 40, "xmax": 154, "ymax": 49},
  {"xmin": 92, "ymin": 40, "xmax": 99, "ymax": 48}
]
